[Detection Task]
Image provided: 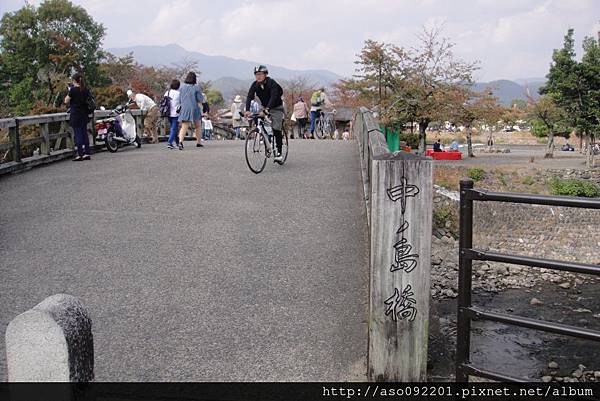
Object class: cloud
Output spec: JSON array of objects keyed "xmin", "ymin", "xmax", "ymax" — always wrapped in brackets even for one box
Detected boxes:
[{"xmin": 2, "ymin": 0, "xmax": 599, "ymax": 81}]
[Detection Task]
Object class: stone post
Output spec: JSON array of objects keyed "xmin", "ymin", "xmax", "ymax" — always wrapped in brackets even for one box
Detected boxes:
[{"xmin": 5, "ymin": 294, "xmax": 94, "ymax": 382}]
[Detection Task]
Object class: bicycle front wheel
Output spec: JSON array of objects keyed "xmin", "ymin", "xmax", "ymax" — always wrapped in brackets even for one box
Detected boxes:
[
  {"xmin": 276, "ymin": 128, "xmax": 289, "ymax": 165},
  {"xmin": 245, "ymin": 129, "xmax": 267, "ymax": 174},
  {"xmin": 322, "ymin": 117, "xmax": 334, "ymax": 139}
]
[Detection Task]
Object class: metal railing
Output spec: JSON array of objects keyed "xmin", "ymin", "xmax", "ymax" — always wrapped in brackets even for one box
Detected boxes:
[{"xmin": 456, "ymin": 178, "xmax": 600, "ymax": 382}]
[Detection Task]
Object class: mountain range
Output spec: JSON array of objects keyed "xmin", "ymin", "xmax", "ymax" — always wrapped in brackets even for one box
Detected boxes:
[
  {"xmin": 473, "ymin": 79, "xmax": 545, "ymax": 106},
  {"xmin": 107, "ymin": 44, "xmax": 339, "ymax": 87},
  {"xmin": 107, "ymin": 44, "xmax": 546, "ymax": 105}
]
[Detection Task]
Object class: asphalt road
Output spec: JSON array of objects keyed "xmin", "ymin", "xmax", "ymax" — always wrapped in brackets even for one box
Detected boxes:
[{"xmin": 0, "ymin": 139, "xmax": 369, "ymax": 381}]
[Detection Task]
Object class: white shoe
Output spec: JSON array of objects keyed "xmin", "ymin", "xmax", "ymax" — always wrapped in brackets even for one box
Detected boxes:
[{"xmin": 274, "ymin": 155, "xmax": 283, "ymax": 163}]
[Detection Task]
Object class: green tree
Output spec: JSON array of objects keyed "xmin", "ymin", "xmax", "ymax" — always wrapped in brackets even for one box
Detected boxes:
[
  {"xmin": 0, "ymin": 0, "xmax": 105, "ymax": 115},
  {"xmin": 541, "ymin": 29, "xmax": 586, "ymax": 163},
  {"xmin": 542, "ymin": 29, "xmax": 600, "ymax": 168},
  {"xmin": 579, "ymin": 35, "xmax": 600, "ymax": 167},
  {"xmin": 205, "ymin": 89, "xmax": 224, "ymax": 108},
  {"xmin": 353, "ymin": 40, "xmax": 402, "ymax": 108},
  {"xmin": 527, "ymin": 95, "xmax": 569, "ymax": 158}
]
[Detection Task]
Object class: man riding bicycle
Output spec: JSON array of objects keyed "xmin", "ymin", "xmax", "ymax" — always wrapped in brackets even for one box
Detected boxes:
[
  {"xmin": 309, "ymin": 87, "xmax": 332, "ymax": 138},
  {"xmin": 244, "ymin": 65, "xmax": 285, "ymax": 162}
]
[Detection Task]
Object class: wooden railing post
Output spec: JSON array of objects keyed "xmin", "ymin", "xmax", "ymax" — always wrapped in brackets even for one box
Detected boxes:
[
  {"xmin": 356, "ymin": 108, "xmax": 433, "ymax": 382},
  {"xmin": 10, "ymin": 119, "xmax": 21, "ymax": 163},
  {"xmin": 64, "ymin": 121, "xmax": 74, "ymax": 150},
  {"xmin": 40, "ymin": 123, "xmax": 50, "ymax": 155}
]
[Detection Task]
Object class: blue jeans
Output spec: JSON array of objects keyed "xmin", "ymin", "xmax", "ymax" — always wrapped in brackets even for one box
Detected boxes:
[
  {"xmin": 73, "ymin": 123, "xmax": 89, "ymax": 156},
  {"xmin": 203, "ymin": 129, "xmax": 211, "ymax": 140},
  {"xmin": 168, "ymin": 117, "xmax": 179, "ymax": 145},
  {"xmin": 310, "ymin": 110, "xmax": 319, "ymax": 134},
  {"xmin": 234, "ymin": 127, "xmax": 241, "ymax": 139}
]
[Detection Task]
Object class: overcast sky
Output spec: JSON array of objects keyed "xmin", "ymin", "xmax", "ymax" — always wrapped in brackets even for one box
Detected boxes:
[{"xmin": 1, "ymin": 0, "xmax": 599, "ymax": 81}]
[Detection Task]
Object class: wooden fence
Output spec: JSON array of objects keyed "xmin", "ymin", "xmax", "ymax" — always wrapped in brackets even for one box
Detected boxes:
[{"xmin": 0, "ymin": 110, "xmax": 235, "ymax": 175}]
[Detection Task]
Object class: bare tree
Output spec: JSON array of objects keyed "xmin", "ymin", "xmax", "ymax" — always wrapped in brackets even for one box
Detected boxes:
[
  {"xmin": 451, "ymin": 87, "xmax": 502, "ymax": 157},
  {"xmin": 280, "ymin": 76, "xmax": 316, "ymax": 117},
  {"xmin": 171, "ymin": 57, "xmax": 200, "ymax": 80},
  {"xmin": 406, "ymin": 25, "xmax": 479, "ymax": 154}
]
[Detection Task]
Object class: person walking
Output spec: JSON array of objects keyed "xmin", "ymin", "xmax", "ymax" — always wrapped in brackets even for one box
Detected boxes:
[
  {"xmin": 309, "ymin": 87, "xmax": 331, "ymax": 138},
  {"xmin": 202, "ymin": 115, "xmax": 213, "ymax": 140},
  {"xmin": 64, "ymin": 73, "xmax": 92, "ymax": 161},
  {"xmin": 293, "ymin": 97, "xmax": 309, "ymax": 139},
  {"xmin": 177, "ymin": 72, "xmax": 204, "ymax": 149},
  {"xmin": 127, "ymin": 89, "xmax": 159, "ymax": 144},
  {"xmin": 165, "ymin": 79, "xmax": 181, "ymax": 149},
  {"xmin": 231, "ymin": 95, "xmax": 247, "ymax": 139},
  {"xmin": 250, "ymin": 99, "xmax": 260, "ymax": 114}
]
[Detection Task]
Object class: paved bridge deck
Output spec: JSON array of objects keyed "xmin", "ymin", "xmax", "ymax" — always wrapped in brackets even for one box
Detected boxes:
[{"xmin": 0, "ymin": 140, "xmax": 368, "ymax": 381}]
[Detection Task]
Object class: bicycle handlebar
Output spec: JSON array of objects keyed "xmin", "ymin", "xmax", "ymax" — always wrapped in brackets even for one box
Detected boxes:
[{"xmin": 245, "ymin": 111, "xmax": 270, "ymax": 120}]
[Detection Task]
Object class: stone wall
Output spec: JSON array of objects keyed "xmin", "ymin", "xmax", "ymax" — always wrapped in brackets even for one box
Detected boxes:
[
  {"xmin": 433, "ymin": 169, "xmax": 600, "ymax": 265},
  {"xmin": 472, "ymin": 202, "xmax": 600, "ymax": 264}
]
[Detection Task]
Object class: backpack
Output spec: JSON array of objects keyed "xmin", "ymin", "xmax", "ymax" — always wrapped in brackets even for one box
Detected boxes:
[
  {"xmin": 86, "ymin": 91, "xmax": 96, "ymax": 114},
  {"xmin": 311, "ymin": 91, "xmax": 322, "ymax": 107},
  {"xmin": 159, "ymin": 90, "xmax": 172, "ymax": 118}
]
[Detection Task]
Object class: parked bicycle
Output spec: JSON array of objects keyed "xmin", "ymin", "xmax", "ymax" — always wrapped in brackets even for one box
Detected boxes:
[
  {"xmin": 244, "ymin": 112, "xmax": 288, "ymax": 174},
  {"xmin": 314, "ymin": 110, "xmax": 336, "ymax": 139}
]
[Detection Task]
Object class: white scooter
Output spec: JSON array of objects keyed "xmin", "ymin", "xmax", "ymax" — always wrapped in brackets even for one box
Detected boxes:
[{"xmin": 95, "ymin": 103, "xmax": 141, "ymax": 152}]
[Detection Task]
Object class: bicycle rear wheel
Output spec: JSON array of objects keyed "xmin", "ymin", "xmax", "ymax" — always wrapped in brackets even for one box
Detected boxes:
[
  {"xmin": 276, "ymin": 128, "xmax": 289, "ymax": 165},
  {"xmin": 245, "ymin": 129, "xmax": 267, "ymax": 174},
  {"xmin": 314, "ymin": 118, "xmax": 325, "ymax": 139},
  {"xmin": 322, "ymin": 116, "xmax": 334, "ymax": 139}
]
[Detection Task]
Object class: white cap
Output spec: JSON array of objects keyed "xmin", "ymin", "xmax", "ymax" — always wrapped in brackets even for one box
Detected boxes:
[{"xmin": 126, "ymin": 89, "xmax": 133, "ymax": 97}]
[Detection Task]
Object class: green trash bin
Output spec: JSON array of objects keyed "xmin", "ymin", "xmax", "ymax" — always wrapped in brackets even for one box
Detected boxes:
[{"xmin": 382, "ymin": 126, "xmax": 400, "ymax": 152}]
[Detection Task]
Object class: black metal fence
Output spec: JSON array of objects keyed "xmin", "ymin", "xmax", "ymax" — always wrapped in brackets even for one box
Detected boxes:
[{"xmin": 456, "ymin": 178, "xmax": 600, "ymax": 382}]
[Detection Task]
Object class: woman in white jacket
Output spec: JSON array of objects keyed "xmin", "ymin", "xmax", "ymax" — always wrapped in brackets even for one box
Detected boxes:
[{"xmin": 231, "ymin": 95, "xmax": 247, "ymax": 139}]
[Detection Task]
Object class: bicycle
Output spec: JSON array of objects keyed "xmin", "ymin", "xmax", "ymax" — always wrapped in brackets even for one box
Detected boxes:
[
  {"xmin": 244, "ymin": 112, "xmax": 288, "ymax": 174},
  {"xmin": 314, "ymin": 110, "xmax": 336, "ymax": 139}
]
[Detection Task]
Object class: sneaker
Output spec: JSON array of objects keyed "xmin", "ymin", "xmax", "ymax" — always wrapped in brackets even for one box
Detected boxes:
[
  {"xmin": 196, "ymin": 143, "xmax": 204, "ymax": 147},
  {"xmin": 178, "ymin": 143, "xmax": 184, "ymax": 150},
  {"xmin": 274, "ymin": 155, "xmax": 283, "ymax": 163},
  {"xmin": 167, "ymin": 143, "xmax": 174, "ymax": 149},
  {"xmin": 73, "ymin": 156, "xmax": 83, "ymax": 161},
  {"xmin": 82, "ymin": 154, "xmax": 91, "ymax": 160}
]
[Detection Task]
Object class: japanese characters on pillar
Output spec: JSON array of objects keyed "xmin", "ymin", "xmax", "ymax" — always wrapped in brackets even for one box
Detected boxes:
[{"xmin": 384, "ymin": 165, "xmax": 420, "ymax": 323}]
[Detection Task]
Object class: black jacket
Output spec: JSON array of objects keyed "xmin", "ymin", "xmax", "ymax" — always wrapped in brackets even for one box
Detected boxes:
[
  {"xmin": 67, "ymin": 86, "xmax": 91, "ymax": 126},
  {"xmin": 246, "ymin": 77, "xmax": 283, "ymax": 111}
]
